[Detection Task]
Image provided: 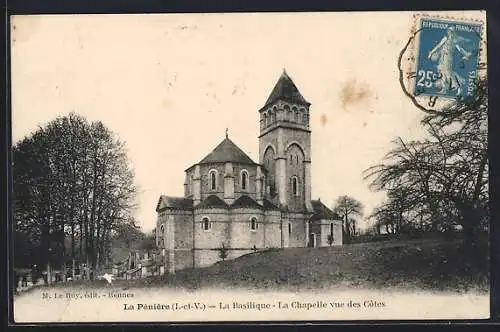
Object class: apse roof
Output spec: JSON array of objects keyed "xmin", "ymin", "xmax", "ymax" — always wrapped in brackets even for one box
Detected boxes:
[
  {"xmin": 198, "ymin": 137, "xmax": 257, "ymax": 165},
  {"xmin": 156, "ymin": 196, "xmax": 193, "ymax": 212},
  {"xmin": 195, "ymin": 195, "xmax": 229, "ymax": 209}
]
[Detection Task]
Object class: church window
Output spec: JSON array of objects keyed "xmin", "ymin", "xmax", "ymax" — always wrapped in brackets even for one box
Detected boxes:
[
  {"xmin": 293, "ymin": 108, "xmax": 299, "ymax": 122},
  {"xmin": 330, "ymin": 223, "xmax": 334, "ymax": 236},
  {"xmin": 159, "ymin": 225, "xmax": 165, "ymax": 247},
  {"xmin": 299, "ymin": 108, "xmax": 306, "ymax": 123},
  {"xmin": 250, "ymin": 217, "xmax": 258, "ymax": 231},
  {"xmin": 292, "ymin": 176, "xmax": 299, "ymax": 196},
  {"xmin": 209, "ymin": 170, "xmax": 218, "ymax": 190},
  {"xmin": 296, "ymin": 155, "xmax": 299, "ymax": 164},
  {"xmin": 284, "ymin": 105, "xmax": 291, "ymax": 121},
  {"xmin": 288, "ymin": 223, "xmax": 292, "ymax": 234},
  {"xmin": 271, "ymin": 110, "xmax": 276, "ymax": 123},
  {"xmin": 202, "ymin": 217, "xmax": 211, "ymax": 231},
  {"xmin": 241, "ymin": 169, "xmax": 249, "ymax": 190}
]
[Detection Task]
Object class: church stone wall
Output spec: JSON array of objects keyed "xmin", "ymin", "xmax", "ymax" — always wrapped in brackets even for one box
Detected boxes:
[
  {"xmin": 174, "ymin": 250, "xmax": 194, "ymax": 270},
  {"xmin": 194, "ymin": 250, "xmax": 219, "ymax": 268},
  {"xmin": 199, "ymin": 163, "xmax": 226, "ymax": 201},
  {"xmin": 173, "ymin": 211, "xmax": 194, "ymax": 249},
  {"xmin": 228, "ymin": 208, "xmax": 265, "ymax": 249},
  {"xmin": 263, "ymin": 210, "xmax": 282, "ymax": 248},
  {"xmin": 287, "ymin": 213, "xmax": 308, "ymax": 247},
  {"xmin": 193, "ymin": 208, "xmax": 231, "ymax": 249},
  {"xmin": 232, "ymin": 164, "xmax": 258, "ymax": 201},
  {"xmin": 314, "ymin": 220, "xmax": 343, "ymax": 247}
]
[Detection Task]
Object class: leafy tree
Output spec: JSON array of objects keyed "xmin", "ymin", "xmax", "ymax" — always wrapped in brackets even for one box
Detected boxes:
[
  {"xmin": 140, "ymin": 230, "xmax": 157, "ymax": 254},
  {"xmin": 13, "ymin": 112, "xmax": 137, "ymax": 279}
]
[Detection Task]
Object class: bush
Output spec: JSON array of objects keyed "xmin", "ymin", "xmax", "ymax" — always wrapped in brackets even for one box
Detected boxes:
[
  {"xmin": 218, "ymin": 244, "xmax": 228, "ymax": 261},
  {"xmin": 327, "ymin": 235, "xmax": 334, "ymax": 246}
]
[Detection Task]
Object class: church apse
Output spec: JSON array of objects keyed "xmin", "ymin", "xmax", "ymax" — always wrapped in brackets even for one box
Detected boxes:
[{"xmin": 155, "ymin": 69, "xmax": 343, "ymax": 273}]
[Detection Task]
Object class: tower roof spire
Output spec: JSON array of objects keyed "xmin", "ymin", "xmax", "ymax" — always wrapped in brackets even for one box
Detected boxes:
[
  {"xmin": 225, "ymin": 127, "xmax": 228, "ymax": 139},
  {"xmin": 264, "ymin": 69, "xmax": 310, "ymax": 107}
]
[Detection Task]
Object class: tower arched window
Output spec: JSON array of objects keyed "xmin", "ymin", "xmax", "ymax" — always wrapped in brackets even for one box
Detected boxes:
[
  {"xmin": 250, "ymin": 217, "xmax": 258, "ymax": 231},
  {"xmin": 209, "ymin": 170, "xmax": 218, "ymax": 190},
  {"xmin": 241, "ymin": 169, "xmax": 249, "ymax": 190},
  {"xmin": 202, "ymin": 217, "xmax": 211, "ymax": 231},
  {"xmin": 291, "ymin": 176, "xmax": 299, "ymax": 196},
  {"xmin": 300, "ymin": 108, "xmax": 306, "ymax": 124},
  {"xmin": 284, "ymin": 106, "xmax": 291, "ymax": 121},
  {"xmin": 293, "ymin": 108, "xmax": 299, "ymax": 122}
]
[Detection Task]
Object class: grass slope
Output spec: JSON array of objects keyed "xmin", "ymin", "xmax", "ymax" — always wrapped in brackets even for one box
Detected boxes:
[
  {"xmin": 22, "ymin": 237, "xmax": 488, "ymax": 294},
  {"xmin": 143, "ymin": 237, "xmax": 489, "ymax": 293}
]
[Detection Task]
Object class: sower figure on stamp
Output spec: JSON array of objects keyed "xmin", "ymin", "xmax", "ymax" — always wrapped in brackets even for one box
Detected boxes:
[{"xmin": 427, "ymin": 26, "xmax": 472, "ymax": 96}]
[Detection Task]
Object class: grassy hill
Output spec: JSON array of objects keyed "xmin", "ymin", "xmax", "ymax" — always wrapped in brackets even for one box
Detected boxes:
[{"xmin": 135, "ymin": 236, "xmax": 489, "ymax": 293}]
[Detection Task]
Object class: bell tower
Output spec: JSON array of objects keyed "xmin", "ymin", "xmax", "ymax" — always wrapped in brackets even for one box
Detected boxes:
[{"xmin": 258, "ymin": 69, "xmax": 314, "ymax": 213}]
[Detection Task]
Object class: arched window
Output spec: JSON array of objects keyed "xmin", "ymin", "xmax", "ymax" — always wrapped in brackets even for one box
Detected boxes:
[
  {"xmin": 296, "ymin": 155, "xmax": 299, "ymax": 164},
  {"xmin": 241, "ymin": 169, "xmax": 249, "ymax": 190},
  {"xmin": 291, "ymin": 176, "xmax": 299, "ymax": 196},
  {"xmin": 202, "ymin": 217, "xmax": 210, "ymax": 231},
  {"xmin": 284, "ymin": 105, "xmax": 291, "ymax": 121},
  {"xmin": 250, "ymin": 217, "xmax": 258, "ymax": 231},
  {"xmin": 293, "ymin": 108, "xmax": 299, "ymax": 122},
  {"xmin": 330, "ymin": 223, "xmax": 334, "ymax": 236},
  {"xmin": 209, "ymin": 170, "xmax": 218, "ymax": 190},
  {"xmin": 159, "ymin": 225, "xmax": 165, "ymax": 247},
  {"xmin": 299, "ymin": 108, "xmax": 306, "ymax": 124},
  {"xmin": 288, "ymin": 223, "xmax": 292, "ymax": 234}
]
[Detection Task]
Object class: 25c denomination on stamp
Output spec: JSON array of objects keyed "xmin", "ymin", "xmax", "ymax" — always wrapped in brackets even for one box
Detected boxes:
[
  {"xmin": 399, "ymin": 13, "xmax": 486, "ymax": 113},
  {"xmin": 414, "ymin": 18, "xmax": 482, "ymax": 100}
]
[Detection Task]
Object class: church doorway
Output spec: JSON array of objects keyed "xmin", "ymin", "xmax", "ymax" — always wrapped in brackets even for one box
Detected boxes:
[{"xmin": 309, "ymin": 233, "xmax": 316, "ymax": 248}]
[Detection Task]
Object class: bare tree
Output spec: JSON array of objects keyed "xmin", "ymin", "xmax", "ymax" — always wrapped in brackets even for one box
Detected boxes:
[
  {"xmin": 364, "ymin": 78, "xmax": 488, "ymax": 246},
  {"xmin": 333, "ymin": 195, "xmax": 364, "ymax": 242}
]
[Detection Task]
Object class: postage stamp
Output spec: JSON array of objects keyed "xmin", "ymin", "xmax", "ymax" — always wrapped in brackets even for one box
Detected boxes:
[
  {"xmin": 10, "ymin": 11, "xmax": 489, "ymax": 324},
  {"xmin": 413, "ymin": 17, "xmax": 483, "ymax": 101}
]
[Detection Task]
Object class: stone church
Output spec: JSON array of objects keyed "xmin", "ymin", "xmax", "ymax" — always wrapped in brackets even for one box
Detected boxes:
[{"xmin": 155, "ymin": 70, "xmax": 343, "ymax": 273}]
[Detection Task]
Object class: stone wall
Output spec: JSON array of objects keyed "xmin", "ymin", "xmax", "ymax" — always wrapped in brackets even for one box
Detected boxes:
[{"xmin": 317, "ymin": 219, "xmax": 343, "ymax": 247}]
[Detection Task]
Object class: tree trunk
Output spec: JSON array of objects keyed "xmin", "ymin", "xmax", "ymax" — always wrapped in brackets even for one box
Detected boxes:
[{"xmin": 46, "ymin": 262, "xmax": 51, "ymax": 285}]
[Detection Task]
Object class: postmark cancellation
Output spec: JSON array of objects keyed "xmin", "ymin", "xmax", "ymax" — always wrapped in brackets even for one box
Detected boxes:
[{"xmin": 400, "ymin": 13, "xmax": 486, "ymax": 113}]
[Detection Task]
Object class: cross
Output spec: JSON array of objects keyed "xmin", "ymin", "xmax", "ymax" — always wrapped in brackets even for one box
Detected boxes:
[{"xmin": 225, "ymin": 128, "xmax": 228, "ymax": 138}]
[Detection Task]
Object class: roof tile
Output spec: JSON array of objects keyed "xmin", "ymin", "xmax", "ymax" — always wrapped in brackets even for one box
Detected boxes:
[
  {"xmin": 265, "ymin": 70, "xmax": 310, "ymax": 107},
  {"xmin": 199, "ymin": 138, "xmax": 256, "ymax": 165}
]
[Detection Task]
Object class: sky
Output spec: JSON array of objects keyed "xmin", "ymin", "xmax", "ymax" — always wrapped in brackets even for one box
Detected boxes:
[{"xmin": 11, "ymin": 11, "xmax": 486, "ymax": 231}]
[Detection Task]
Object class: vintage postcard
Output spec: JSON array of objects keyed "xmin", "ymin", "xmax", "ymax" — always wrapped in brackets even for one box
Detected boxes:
[{"xmin": 10, "ymin": 11, "xmax": 489, "ymax": 323}]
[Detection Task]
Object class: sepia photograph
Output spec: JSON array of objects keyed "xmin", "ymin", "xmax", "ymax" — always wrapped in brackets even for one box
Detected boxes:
[{"xmin": 10, "ymin": 11, "xmax": 489, "ymax": 322}]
